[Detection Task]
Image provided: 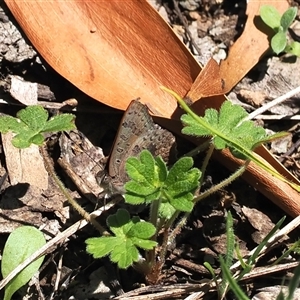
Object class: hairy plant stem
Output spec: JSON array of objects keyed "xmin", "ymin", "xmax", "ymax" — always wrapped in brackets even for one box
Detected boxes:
[
  {"xmin": 184, "ymin": 139, "xmax": 211, "ymax": 158},
  {"xmin": 193, "ymin": 160, "xmax": 250, "ymax": 203},
  {"xmin": 144, "ymin": 198, "xmax": 162, "ymax": 273},
  {"xmin": 149, "ymin": 199, "xmax": 161, "ymax": 229},
  {"xmin": 167, "ymin": 160, "xmax": 250, "ymax": 249},
  {"xmin": 158, "ymin": 210, "xmax": 180, "ymax": 267},
  {"xmin": 199, "ymin": 142, "xmax": 214, "ymax": 186},
  {"xmin": 40, "ymin": 145, "xmax": 108, "ymax": 235},
  {"xmin": 168, "ymin": 212, "xmax": 189, "ymax": 252}
]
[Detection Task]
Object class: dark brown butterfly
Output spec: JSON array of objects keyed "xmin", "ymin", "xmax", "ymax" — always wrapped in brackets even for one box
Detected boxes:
[{"xmin": 98, "ymin": 99, "xmax": 176, "ymax": 196}]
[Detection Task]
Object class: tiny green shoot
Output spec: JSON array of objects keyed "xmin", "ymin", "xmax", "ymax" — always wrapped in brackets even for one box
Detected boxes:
[
  {"xmin": 0, "ymin": 105, "xmax": 75, "ymax": 148},
  {"xmin": 260, "ymin": 5, "xmax": 300, "ymax": 57}
]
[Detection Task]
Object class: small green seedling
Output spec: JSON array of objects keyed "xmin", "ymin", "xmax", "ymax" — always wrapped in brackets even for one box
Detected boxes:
[
  {"xmin": 1, "ymin": 226, "xmax": 46, "ymax": 300},
  {"xmin": 86, "ymin": 151, "xmax": 201, "ymax": 272},
  {"xmin": 86, "ymin": 208, "xmax": 157, "ymax": 269},
  {"xmin": 0, "ymin": 105, "xmax": 75, "ymax": 148},
  {"xmin": 260, "ymin": 5, "xmax": 300, "ymax": 57}
]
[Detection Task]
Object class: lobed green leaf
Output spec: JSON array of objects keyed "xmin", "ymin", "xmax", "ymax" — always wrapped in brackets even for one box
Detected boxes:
[
  {"xmin": 181, "ymin": 113, "xmax": 211, "ymax": 136},
  {"xmin": 165, "ymin": 157, "xmax": 194, "ymax": 185},
  {"xmin": 126, "ymin": 157, "xmax": 147, "ymax": 182},
  {"xmin": 125, "ymin": 150, "xmax": 201, "ymax": 213},
  {"xmin": 167, "ymin": 193, "xmax": 194, "ymax": 212},
  {"xmin": 0, "ymin": 105, "xmax": 76, "ymax": 149},
  {"xmin": 125, "ymin": 181, "xmax": 157, "ymax": 196},
  {"xmin": 130, "ymin": 238, "xmax": 157, "ymax": 250},
  {"xmin": 12, "ymin": 132, "xmax": 45, "ymax": 148},
  {"xmin": 86, "ymin": 236, "xmax": 120, "ymax": 258},
  {"xmin": 42, "ymin": 114, "xmax": 75, "ymax": 132},
  {"xmin": 0, "ymin": 116, "xmax": 24, "ymax": 133},
  {"xmin": 125, "ymin": 192, "xmax": 150, "ymax": 205},
  {"xmin": 158, "ymin": 202, "xmax": 176, "ymax": 219},
  {"xmin": 17, "ymin": 105, "xmax": 48, "ymax": 131},
  {"xmin": 181, "ymin": 101, "xmax": 268, "ymax": 158},
  {"xmin": 86, "ymin": 209, "xmax": 157, "ymax": 269},
  {"xmin": 155, "ymin": 156, "xmax": 168, "ymax": 182},
  {"xmin": 139, "ymin": 150, "xmax": 156, "ymax": 183},
  {"xmin": 109, "ymin": 239, "xmax": 140, "ymax": 268},
  {"xmin": 128, "ymin": 221, "xmax": 156, "ymax": 239}
]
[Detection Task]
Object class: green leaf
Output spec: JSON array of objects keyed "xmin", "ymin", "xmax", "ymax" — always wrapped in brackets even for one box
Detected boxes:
[
  {"xmin": 1, "ymin": 226, "xmax": 46, "ymax": 300},
  {"xmin": 128, "ymin": 221, "xmax": 156, "ymax": 239},
  {"xmin": 125, "ymin": 150, "xmax": 201, "ymax": 213},
  {"xmin": 125, "ymin": 150, "xmax": 165, "ymax": 205},
  {"xmin": 139, "ymin": 150, "xmax": 157, "ymax": 183},
  {"xmin": 0, "ymin": 105, "xmax": 76, "ymax": 149},
  {"xmin": 165, "ymin": 157, "xmax": 194, "ymax": 185},
  {"xmin": 41, "ymin": 114, "xmax": 75, "ymax": 132},
  {"xmin": 0, "ymin": 116, "xmax": 24, "ymax": 133},
  {"xmin": 280, "ymin": 7, "xmax": 297, "ymax": 32},
  {"xmin": 271, "ymin": 30, "xmax": 287, "ymax": 54},
  {"xmin": 126, "ymin": 157, "xmax": 147, "ymax": 182},
  {"xmin": 155, "ymin": 156, "xmax": 168, "ymax": 182},
  {"xmin": 158, "ymin": 202, "xmax": 176, "ymax": 219},
  {"xmin": 125, "ymin": 181, "xmax": 157, "ymax": 196},
  {"xmin": 86, "ymin": 236, "xmax": 121, "ymax": 258},
  {"xmin": 260, "ymin": 5, "xmax": 281, "ymax": 30},
  {"xmin": 12, "ymin": 132, "xmax": 45, "ymax": 148},
  {"xmin": 107, "ymin": 209, "xmax": 135, "ymax": 236},
  {"xmin": 124, "ymin": 192, "xmax": 150, "ymax": 205},
  {"xmin": 17, "ymin": 105, "xmax": 48, "ymax": 131},
  {"xmin": 166, "ymin": 193, "xmax": 194, "ymax": 212},
  {"xmin": 86, "ymin": 209, "xmax": 157, "ymax": 269},
  {"xmin": 181, "ymin": 101, "xmax": 267, "ymax": 158}
]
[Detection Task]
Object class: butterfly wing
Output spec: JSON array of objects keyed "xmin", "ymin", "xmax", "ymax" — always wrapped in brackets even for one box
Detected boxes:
[{"xmin": 108, "ymin": 100, "xmax": 175, "ymax": 184}]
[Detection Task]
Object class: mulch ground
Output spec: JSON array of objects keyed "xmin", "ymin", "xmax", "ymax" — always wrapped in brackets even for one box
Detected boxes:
[{"xmin": 0, "ymin": 0, "xmax": 300, "ymax": 299}]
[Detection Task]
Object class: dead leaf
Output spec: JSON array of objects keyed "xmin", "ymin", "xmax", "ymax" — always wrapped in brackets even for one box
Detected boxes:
[
  {"xmin": 4, "ymin": 0, "xmax": 202, "ymax": 116},
  {"xmin": 241, "ymin": 206, "xmax": 274, "ymax": 244},
  {"xmin": 2, "ymin": 132, "xmax": 48, "ymax": 189},
  {"xmin": 9, "ymin": 75, "xmax": 38, "ymax": 105}
]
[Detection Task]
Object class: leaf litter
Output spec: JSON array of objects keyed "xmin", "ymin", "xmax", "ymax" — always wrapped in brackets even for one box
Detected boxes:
[{"xmin": 0, "ymin": 1, "xmax": 300, "ymax": 299}]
